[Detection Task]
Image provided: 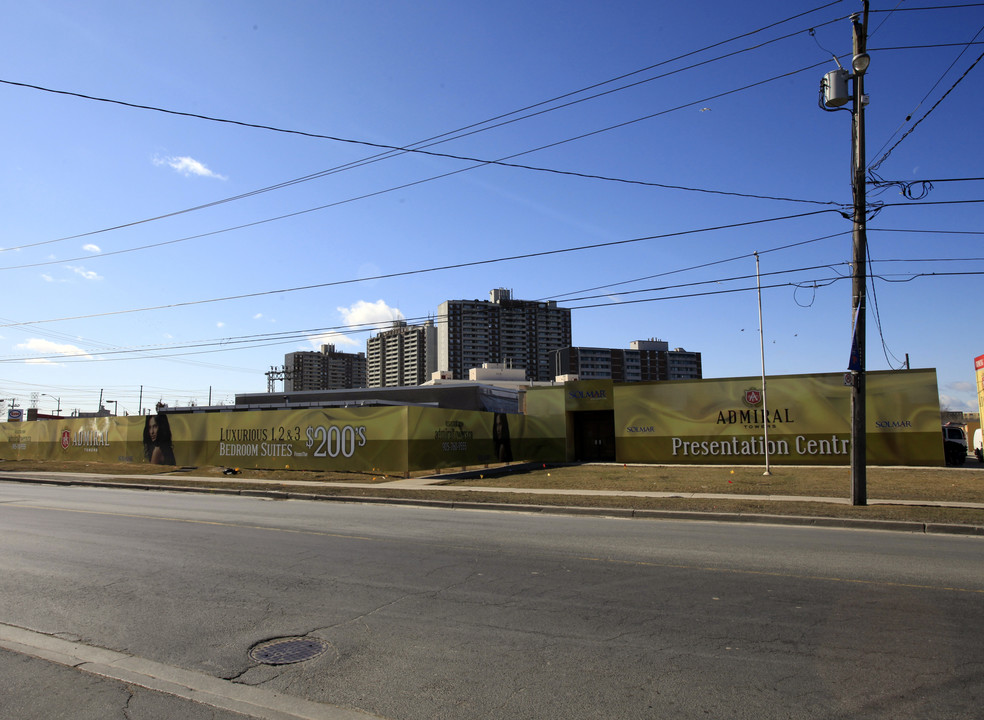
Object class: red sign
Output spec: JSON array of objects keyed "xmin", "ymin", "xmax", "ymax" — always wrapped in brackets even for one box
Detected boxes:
[
  {"xmin": 975, "ymin": 354, "xmax": 984, "ymax": 371},
  {"xmin": 60, "ymin": 430, "xmax": 71, "ymax": 450}
]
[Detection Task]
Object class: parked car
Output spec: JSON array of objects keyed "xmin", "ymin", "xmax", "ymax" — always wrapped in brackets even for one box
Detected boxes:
[{"xmin": 942, "ymin": 423, "xmax": 968, "ymax": 466}]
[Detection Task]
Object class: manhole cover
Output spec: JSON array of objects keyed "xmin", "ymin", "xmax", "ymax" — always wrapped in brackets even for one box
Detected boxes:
[{"xmin": 249, "ymin": 637, "xmax": 330, "ymax": 665}]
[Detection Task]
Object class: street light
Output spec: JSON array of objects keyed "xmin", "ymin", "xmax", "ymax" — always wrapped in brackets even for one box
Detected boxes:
[
  {"xmin": 852, "ymin": 52, "xmax": 870, "ymax": 75},
  {"xmin": 754, "ymin": 251, "xmax": 771, "ymax": 476},
  {"xmin": 41, "ymin": 393, "xmax": 62, "ymax": 416}
]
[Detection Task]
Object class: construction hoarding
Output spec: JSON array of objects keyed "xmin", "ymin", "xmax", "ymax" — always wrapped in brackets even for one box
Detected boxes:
[
  {"xmin": 615, "ymin": 369, "xmax": 942, "ymax": 466},
  {"xmin": 0, "ymin": 369, "xmax": 943, "ymax": 471}
]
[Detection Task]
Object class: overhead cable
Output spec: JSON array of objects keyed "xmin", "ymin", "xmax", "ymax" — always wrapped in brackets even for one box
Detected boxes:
[{"xmin": 0, "ymin": 209, "xmax": 837, "ymax": 328}]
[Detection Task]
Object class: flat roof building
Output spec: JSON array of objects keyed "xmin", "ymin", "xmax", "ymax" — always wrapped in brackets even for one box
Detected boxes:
[
  {"xmin": 553, "ymin": 339, "xmax": 702, "ymax": 382},
  {"xmin": 285, "ymin": 344, "xmax": 367, "ymax": 391},
  {"xmin": 437, "ymin": 288, "xmax": 572, "ymax": 383},
  {"xmin": 367, "ymin": 320, "xmax": 437, "ymax": 388}
]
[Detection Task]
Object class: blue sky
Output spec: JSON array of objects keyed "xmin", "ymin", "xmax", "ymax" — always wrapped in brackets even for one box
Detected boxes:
[{"xmin": 1, "ymin": 1, "xmax": 982, "ymax": 416}]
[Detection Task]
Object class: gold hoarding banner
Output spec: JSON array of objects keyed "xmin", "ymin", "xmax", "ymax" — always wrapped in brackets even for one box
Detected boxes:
[
  {"xmin": 521, "ymin": 386, "xmax": 568, "ymax": 462},
  {"xmin": 615, "ymin": 369, "xmax": 942, "ymax": 466},
  {"xmin": 163, "ymin": 407, "xmax": 410, "ymax": 473},
  {"xmin": 0, "ymin": 369, "xmax": 943, "ymax": 471},
  {"xmin": 406, "ymin": 407, "xmax": 494, "ymax": 470},
  {"xmin": 564, "ymin": 380, "xmax": 614, "ymax": 412},
  {"xmin": 0, "ymin": 417, "xmax": 137, "ymax": 463}
]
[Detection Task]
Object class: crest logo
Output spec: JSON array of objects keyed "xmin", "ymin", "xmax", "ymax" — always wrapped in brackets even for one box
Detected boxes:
[
  {"xmin": 60, "ymin": 429, "xmax": 71, "ymax": 450},
  {"xmin": 742, "ymin": 388, "xmax": 762, "ymax": 407}
]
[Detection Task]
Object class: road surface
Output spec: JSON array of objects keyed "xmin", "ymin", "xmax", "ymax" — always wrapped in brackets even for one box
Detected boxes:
[{"xmin": 1, "ymin": 482, "xmax": 981, "ymax": 719}]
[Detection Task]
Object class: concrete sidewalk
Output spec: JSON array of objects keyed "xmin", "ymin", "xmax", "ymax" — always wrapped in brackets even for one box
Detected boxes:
[{"xmin": 3, "ymin": 468, "xmax": 984, "ymax": 512}]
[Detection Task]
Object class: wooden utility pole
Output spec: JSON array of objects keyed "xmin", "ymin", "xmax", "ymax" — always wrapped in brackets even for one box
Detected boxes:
[{"xmin": 850, "ymin": 3, "xmax": 870, "ymax": 505}]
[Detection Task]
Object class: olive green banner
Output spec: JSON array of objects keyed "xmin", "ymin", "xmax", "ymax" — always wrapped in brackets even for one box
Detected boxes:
[
  {"xmin": 0, "ymin": 416, "xmax": 134, "ymax": 463},
  {"xmin": 0, "ymin": 369, "xmax": 943, "ymax": 471},
  {"xmin": 0, "ymin": 408, "xmax": 413, "ymax": 472},
  {"xmin": 615, "ymin": 369, "xmax": 943, "ymax": 466},
  {"xmin": 164, "ymin": 407, "xmax": 409, "ymax": 472},
  {"xmin": 564, "ymin": 380, "xmax": 614, "ymax": 412},
  {"xmin": 0, "ymin": 406, "xmax": 537, "ymax": 474},
  {"xmin": 521, "ymin": 386, "xmax": 568, "ymax": 462}
]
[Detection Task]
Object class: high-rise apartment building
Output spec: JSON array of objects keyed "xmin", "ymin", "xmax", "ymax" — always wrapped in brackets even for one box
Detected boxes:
[
  {"xmin": 437, "ymin": 288, "xmax": 572, "ymax": 382},
  {"xmin": 553, "ymin": 339, "xmax": 702, "ymax": 382},
  {"xmin": 284, "ymin": 344, "xmax": 367, "ymax": 391},
  {"xmin": 366, "ymin": 320, "xmax": 437, "ymax": 388}
]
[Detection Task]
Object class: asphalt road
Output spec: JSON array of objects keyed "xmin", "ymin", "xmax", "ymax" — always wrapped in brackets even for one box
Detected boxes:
[{"xmin": 0, "ymin": 483, "xmax": 981, "ymax": 719}]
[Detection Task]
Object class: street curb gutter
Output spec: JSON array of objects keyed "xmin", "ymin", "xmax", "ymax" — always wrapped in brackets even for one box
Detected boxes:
[
  {"xmin": 0, "ymin": 622, "xmax": 386, "ymax": 720},
  {"xmin": 2, "ymin": 474, "xmax": 982, "ymax": 537}
]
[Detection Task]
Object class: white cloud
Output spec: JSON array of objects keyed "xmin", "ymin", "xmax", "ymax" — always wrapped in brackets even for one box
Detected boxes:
[
  {"xmin": 340, "ymin": 299, "xmax": 405, "ymax": 327},
  {"xmin": 82, "ymin": 243, "xmax": 101, "ymax": 253},
  {"xmin": 308, "ymin": 299, "xmax": 404, "ymax": 349},
  {"xmin": 153, "ymin": 154, "xmax": 227, "ymax": 180},
  {"xmin": 253, "ymin": 313, "xmax": 263, "ymax": 320},
  {"xmin": 939, "ymin": 393, "xmax": 975, "ymax": 412},
  {"xmin": 16, "ymin": 338, "xmax": 94, "ymax": 360},
  {"xmin": 67, "ymin": 265, "xmax": 102, "ymax": 281},
  {"xmin": 216, "ymin": 321, "xmax": 225, "ymax": 328}
]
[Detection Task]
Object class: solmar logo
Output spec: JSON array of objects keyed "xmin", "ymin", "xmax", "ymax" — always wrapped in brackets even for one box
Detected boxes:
[
  {"xmin": 60, "ymin": 429, "xmax": 71, "ymax": 450},
  {"xmin": 742, "ymin": 388, "xmax": 762, "ymax": 407}
]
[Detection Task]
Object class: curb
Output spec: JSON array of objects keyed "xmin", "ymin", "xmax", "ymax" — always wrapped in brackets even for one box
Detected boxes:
[{"xmin": 2, "ymin": 474, "xmax": 982, "ymax": 537}]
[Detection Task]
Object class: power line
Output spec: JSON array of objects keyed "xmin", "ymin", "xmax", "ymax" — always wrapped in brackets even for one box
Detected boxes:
[
  {"xmin": 873, "ymin": 3, "xmax": 984, "ymax": 10},
  {"xmin": 555, "ymin": 262, "xmax": 851, "ymax": 305},
  {"xmin": 0, "ymin": 7, "xmax": 857, "ymax": 256},
  {"xmin": 868, "ymin": 226, "xmax": 984, "ymax": 234},
  {"xmin": 870, "ymin": 41, "xmax": 984, "ymax": 50},
  {"xmin": 564, "ymin": 269, "xmax": 984, "ymax": 311},
  {"xmin": 0, "ymin": 270, "xmax": 849, "ymax": 363},
  {"xmin": 1, "ymin": 60, "xmax": 845, "ymax": 259},
  {"xmin": 0, "ymin": 57, "xmax": 844, "ymax": 272},
  {"xmin": 0, "ymin": 209, "xmax": 837, "ymax": 328},
  {"xmin": 869, "ymin": 42, "xmax": 984, "ymax": 173},
  {"xmin": 539, "ymin": 231, "xmax": 850, "ymax": 301},
  {"xmin": 7, "ymin": 251, "xmax": 982, "ymax": 365}
]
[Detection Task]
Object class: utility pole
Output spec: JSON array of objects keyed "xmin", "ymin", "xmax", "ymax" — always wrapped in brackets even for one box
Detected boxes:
[
  {"xmin": 820, "ymin": 3, "xmax": 870, "ymax": 505},
  {"xmin": 849, "ymin": 5, "xmax": 870, "ymax": 506}
]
